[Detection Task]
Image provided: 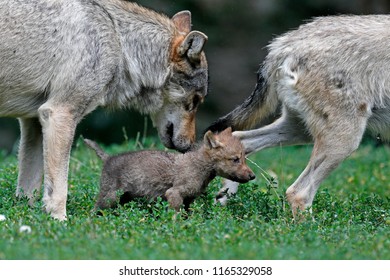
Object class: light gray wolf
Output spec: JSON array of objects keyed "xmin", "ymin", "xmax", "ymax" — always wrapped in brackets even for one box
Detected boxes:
[
  {"xmin": 84, "ymin": 127, "xmax": 255, "ymax": 212},
  {"xmin": 208, "ymin": 15, "xmax": 390, "ymax": 219},
  {"xmin": 0, "ymin": 0, "xmax": 208, "ymax": 220}
]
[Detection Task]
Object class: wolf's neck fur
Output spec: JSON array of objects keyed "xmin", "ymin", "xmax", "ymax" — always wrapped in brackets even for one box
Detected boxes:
[{"xmin": 100, "ymin": 0, "xmax": 175, "ymax": 112}]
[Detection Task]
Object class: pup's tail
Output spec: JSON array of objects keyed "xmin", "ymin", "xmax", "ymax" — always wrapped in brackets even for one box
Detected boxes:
[
  {"xmin": 83, "ymin": 138, "xmax": 109, "ymax": 161},
  {"xmin": 206, "ymin": 68, "xmax": 279, "ymax": 132}
]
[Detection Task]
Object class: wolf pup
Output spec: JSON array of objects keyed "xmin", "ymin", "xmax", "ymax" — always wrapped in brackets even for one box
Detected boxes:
[
  {"xmin": 0, "ymin": 0, "xmax": 208, "ymax": 220},
  {"xmin": 208, "ymin": 15, "xmax": 390, "ymax": 219},
  {"xmin": 84, "ymin": 127, "xmax": 255, "ymax": 212}
]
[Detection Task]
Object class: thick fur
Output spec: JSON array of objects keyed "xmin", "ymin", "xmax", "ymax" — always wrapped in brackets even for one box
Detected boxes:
[
  {"xmin": 209, "ymin": 15, "xmax": 390, "ymax": 218},
  {"xmin": 84, "ymin": 128, "xmax": 255, "ymax": 212},
  {"xmin": 0, "ymin": 0, "xmax": 208, "ymax": 220}
]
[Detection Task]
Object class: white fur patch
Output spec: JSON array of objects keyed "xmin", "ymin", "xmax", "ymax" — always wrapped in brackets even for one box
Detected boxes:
[
  {"xmin": 276, "ymin": 58, "xmax": 305, "ymax": 113},
  {"xmin": 278, "ymin": 56, "xmax": 299, "ymax": 86}
]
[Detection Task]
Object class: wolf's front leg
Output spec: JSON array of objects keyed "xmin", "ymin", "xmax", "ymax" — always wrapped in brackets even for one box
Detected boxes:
[
  {"xmin": 16, "ymin": 118, "xmax": 44, "ymax": 203},
  {"xmin": 38, "ymin": 104, "xmax": 78, "ymax": 221}
]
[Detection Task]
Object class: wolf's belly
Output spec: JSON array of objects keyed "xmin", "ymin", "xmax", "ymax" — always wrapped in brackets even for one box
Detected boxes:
[{"xmin": 0, "ymin": 91, "xmax": 46, "ymax": 118}]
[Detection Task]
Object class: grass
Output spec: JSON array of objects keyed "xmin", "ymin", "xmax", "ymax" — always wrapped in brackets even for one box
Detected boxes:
[{"xmin": 0, "ymin": 137, "xmax": 389, "ymax": 260}]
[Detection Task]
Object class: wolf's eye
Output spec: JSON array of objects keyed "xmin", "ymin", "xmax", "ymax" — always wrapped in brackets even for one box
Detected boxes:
[
  {"xmin": 192, "ymin": 94, "xmax": 201, "ymax": 109},
  {"xmin": 185, "ymin": 94, "xmax": 202, "ymax": 112}
]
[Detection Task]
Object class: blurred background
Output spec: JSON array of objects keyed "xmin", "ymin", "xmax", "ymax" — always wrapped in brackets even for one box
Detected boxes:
[{"xmin": 1, "ymin": 0, "xmax": 390, "ymax": 154}]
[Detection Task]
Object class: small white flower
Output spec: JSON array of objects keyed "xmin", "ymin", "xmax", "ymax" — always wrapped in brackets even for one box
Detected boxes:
[
  {"xmin": 19, "ymin": 225, "xmax": 32, "ymax": 234},
  {"xmin": 0, "ymin": 214, "xmax": 6, "ymax": 221}
]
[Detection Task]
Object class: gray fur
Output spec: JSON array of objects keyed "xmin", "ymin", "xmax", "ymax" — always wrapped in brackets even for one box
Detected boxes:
[
  {"xmin": 210, "ymin": 15, "xmax": 390, "ymax": 219},
  {"xmin": 0, "ymin": 0, "xmax": 208, "ymax": 220},
  {"xmin": 84, "ymin": 128, "xmax": 255, "ymax": 212}
]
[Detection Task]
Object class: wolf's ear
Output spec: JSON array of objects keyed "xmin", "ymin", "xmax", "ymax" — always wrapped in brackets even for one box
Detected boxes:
[
  {"xmin": 172, "ymin": 10, "xmax": 191, "ymax": 34},
  {"xmin": 178, "ymin": 31, "xmax": 208, "ymax": 64},
  {"xmin": 204, "ymin": 130, "xmax": 224, "ymax": 149}
]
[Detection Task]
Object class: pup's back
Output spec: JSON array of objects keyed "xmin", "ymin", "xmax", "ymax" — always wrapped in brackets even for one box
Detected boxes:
[
  {"xmin": 102, "ymin": 149, "xmax": 176, "ymax": 198},
  {"xmin": 84, "ymin": 138, "xmax": 177, "ymax": 209}
]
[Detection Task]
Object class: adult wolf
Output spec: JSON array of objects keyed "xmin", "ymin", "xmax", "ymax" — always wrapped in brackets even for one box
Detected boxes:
[
  {"xmin": 0, "ymin": 0, "xmax": 208, "ymax": 220},
  {"xmin": 209, "ymin": 15, "xmax": 390, "ymax": 219}
]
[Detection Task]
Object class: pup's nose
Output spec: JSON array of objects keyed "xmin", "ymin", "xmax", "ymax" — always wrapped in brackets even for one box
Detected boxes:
[{"xmin": 249, "ymin": 172, "xmax": 256, "ymax": 180}]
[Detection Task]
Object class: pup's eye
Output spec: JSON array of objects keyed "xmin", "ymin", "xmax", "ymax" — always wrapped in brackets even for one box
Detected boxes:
[{"xmin": 231, "ymin": 157, "xmax": 240, "ymax": 163}]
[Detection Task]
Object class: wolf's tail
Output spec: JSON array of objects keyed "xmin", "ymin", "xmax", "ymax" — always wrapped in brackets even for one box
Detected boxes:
[
  {"xmin": 207, "ymin": 68, "xmax": 279, "ymax": 132},
  {"xmin": 84, "ymin": 138, "xmax": 109, "ymax": 161}
]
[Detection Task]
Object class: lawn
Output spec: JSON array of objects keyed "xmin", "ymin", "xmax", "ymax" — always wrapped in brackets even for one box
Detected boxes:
[{"xmin": 0, "ymin": 136, "xmax": 389, "ymax": 259}]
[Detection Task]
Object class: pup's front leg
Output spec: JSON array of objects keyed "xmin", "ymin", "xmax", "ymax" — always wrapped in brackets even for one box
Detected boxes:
[
  {"xmin": 165, "ymin": 188, "xmax": 183, "ymax": 212},
  {"xmin": 38, "ymin": 104, "xmax": 78, "ymax": 221},
  {"xmin": 16, "ymin": 118, "xmax": 44, "ymax": 203}
]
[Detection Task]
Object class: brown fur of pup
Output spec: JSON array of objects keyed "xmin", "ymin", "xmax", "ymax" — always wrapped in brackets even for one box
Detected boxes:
[{"xmin": 84, "ymin": 127, "xmax": 255, "ymax": 212}]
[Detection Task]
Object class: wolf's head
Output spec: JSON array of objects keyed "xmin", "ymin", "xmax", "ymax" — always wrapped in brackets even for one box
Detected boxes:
[
  {"xmin": 203, "ymin": 127, "xmax": 256, "ymax": 183},
  {"xmin": 151, "ymin": 11, "xmax": 208, "ymax": 153}
]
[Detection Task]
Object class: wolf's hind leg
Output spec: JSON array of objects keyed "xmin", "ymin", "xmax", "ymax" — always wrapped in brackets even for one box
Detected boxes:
[
  {"xmin": 215, "ymin": 180, "xmax": 239, "ymax": 205},
  {"xmin": 16, "ymin": 118, "xmax": 44, "ymax": 203},
  {"xmin": 286, "ymin": 113, "xmax": 367, "ymax": 220},
  {"xmin": 233, "ymin": 107, "xmax": 312, "ymax": 154}
]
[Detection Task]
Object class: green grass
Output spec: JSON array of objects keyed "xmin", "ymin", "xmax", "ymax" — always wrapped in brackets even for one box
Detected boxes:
[{"xmin": 0, "ymin": 137, "xmax": 389, "ymax": 260}]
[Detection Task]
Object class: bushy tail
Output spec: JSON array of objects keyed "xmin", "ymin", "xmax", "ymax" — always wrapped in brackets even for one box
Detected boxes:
[
  {"xmin": 83, "ymin": 138, "xmax": 109, "ymax": 161},
  {"xmin": 207, "ymin": 69, "xmax": 279, "ymax": 132}
]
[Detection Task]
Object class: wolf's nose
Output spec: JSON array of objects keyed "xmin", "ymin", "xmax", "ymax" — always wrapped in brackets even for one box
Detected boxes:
[{"xmin": 249, "ymin": 173, "xmax": 256, "ymax": 180}]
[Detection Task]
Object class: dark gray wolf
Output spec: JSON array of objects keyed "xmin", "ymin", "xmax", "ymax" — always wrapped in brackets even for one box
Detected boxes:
[
  {"xmin": 84, "ymin": 127, "xmax": 255, "ymax": 212},
  {"xmin": 0, "ymin": 0, "xmax": 208, "ymax": 220},
  {"xmin": 208, "ymin": 15, "xmax": 390, "ymax": 219}
]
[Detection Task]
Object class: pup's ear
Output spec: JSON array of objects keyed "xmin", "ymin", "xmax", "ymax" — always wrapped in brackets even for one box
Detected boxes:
[
  {"xmin": 204, "ymin": 130, "xmax": 224, "ymax": 149},
  {"xmin": 221, "ymin": 127, "xmax": 233, "ymax": 135},
  {"xmin": 172, "ymin": 10, "xmax": 191, "ymax": 34},
  {"xmin": 178, "ymin": 31, "xmax": 208, "ymax": 64}
]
